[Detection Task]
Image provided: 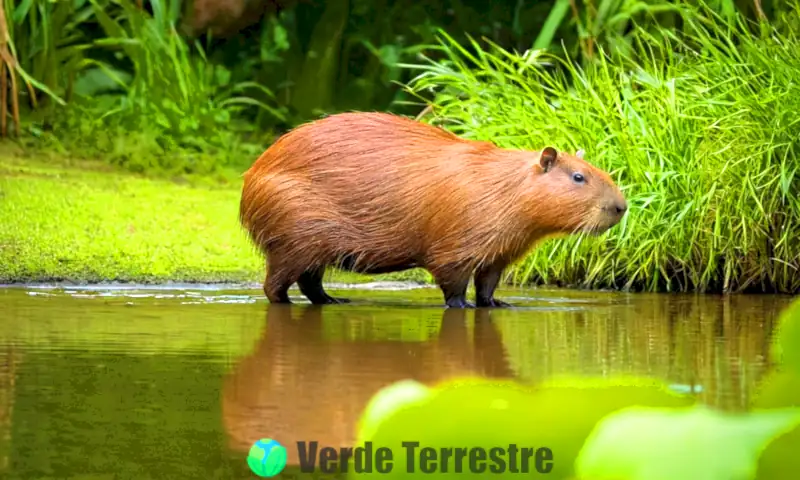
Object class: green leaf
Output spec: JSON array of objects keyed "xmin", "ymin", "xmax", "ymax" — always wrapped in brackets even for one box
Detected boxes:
[
  {"xmin": 73, "ymin": 67, "xmax": 132, "ymax": 96},
  {"xmin": 574, "ymin": 405, "xmax": 800, "ymax": 480},
  {"xmin": 352, "ymin": 376, "xmax": 694, "ymax": 479},
  {"xmin": 358, "ymin": 380, "xmax": 431, "ymax": 442},
  {"xmin": 532, "ymin": 0, "xmax": 572, "ymax": 51},
  {"xmin": 14, "ymin": 64, "xmax": 67, "ymax": 106},
  {"xmin": 11, "ymin": 0, "xmax": 35, "ymax": 24}
]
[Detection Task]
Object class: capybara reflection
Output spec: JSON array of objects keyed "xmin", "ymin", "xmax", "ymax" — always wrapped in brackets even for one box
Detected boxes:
[
  {"xmin": 239, "ymin": 112, "xmax": 627, "ymax": 308},
  {"xmin": 222, "ymin": 305, "xmax": 513, "ymax": 465}
]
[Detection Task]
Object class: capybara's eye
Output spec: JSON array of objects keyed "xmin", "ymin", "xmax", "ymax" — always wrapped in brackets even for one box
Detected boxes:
[{"xmin": 572, "ymin": 172, "xmax": 585, "ymax": 184}]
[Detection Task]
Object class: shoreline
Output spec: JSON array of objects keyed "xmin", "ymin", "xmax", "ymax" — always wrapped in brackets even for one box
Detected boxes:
[{"xmin": 0, "ymin": 280, "xmax": 435, "ymax": 291}]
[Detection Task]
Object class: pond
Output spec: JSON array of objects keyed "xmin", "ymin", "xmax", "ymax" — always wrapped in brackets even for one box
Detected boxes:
[{"xmin": 0, "ymin": 284, "xmax": 792, "ymax": 478}]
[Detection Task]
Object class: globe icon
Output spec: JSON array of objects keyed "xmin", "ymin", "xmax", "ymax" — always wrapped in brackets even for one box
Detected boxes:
[{"xmin": 247, "ymin": 438, "xmax": 288, "ymax": 477}]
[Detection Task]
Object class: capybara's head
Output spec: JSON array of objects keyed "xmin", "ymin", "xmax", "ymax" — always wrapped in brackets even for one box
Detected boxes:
[{"xmin": 526, "ymin": 147, "xmax": 627, "ymax": 235}]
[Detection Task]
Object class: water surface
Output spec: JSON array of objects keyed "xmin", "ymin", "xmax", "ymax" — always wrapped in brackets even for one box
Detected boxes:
[{"xmin": 0, "ymin": 284, "xmax": 791, "ymax": 478}]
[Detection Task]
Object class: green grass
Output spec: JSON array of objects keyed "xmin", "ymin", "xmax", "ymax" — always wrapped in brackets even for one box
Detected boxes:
[
  {"xmin": 403, "ymin": 1, "xmax": 800, "ymax": 294},
  {"xmin": 0, "ymin": 146, "xmax": 258, "ymax": 283},
  {"xmin": 0, "ymin": 146, "xmax": 428, "ymax": 284}
]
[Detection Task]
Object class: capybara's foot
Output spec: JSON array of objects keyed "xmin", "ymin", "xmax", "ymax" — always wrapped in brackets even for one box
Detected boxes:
[
  {"xmin": 312, "ymin": 294, "xmax": 351, "ymax": 305},
  {"xmin": 266, "ymin": 294, "xmax": 292, "ymax": 304},
  {"xmin": 474, "ymin": 263, "xmax": 511, "ymax": 308},
  {"xmin": 433, "ymin": 268, "xmax": 473, "ymax": 309},
  {"xmin": 298, "ymin": 269, "xmax": 351, "ymax": 305},
  {"xmin": 263, "ymin": 284, "xmax": 292, "ymax": 303},
  {"xmin": 476, "ymin": 297, "xmax": 513, "ymax": 308},
  {"xmin": 445, "ymin": 297, "xmax": 475, "ymax": 309},
  {"xmin": 263, "ymin": 262, "xmax": 297, "ymax": 303}
]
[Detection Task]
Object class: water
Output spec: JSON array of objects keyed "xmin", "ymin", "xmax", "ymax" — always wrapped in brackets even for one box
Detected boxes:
[{"xmin": 0, "ymin": 284, "xmax": 792, "ymax": 479}]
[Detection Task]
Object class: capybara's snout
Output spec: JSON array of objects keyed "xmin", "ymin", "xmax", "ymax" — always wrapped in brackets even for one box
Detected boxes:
[{"xmin": 595, "ymin": 186, "xmax": 628, "ymax": 232}]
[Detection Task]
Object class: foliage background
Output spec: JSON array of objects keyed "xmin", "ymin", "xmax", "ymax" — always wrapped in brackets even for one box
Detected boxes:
[
  {"xmin": 3, "ymin": 0, "xmax": 780, "ymax": 173},
  {"xmin": 1, "ymin": 0, "xmax": 798, "ymax": 293}
]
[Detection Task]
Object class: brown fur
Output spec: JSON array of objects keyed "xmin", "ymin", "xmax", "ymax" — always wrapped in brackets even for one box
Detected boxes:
[
  {"xmin": 184, "ymin": 0, "xmax": 278, "ymax": 38},
  {"xmin": 239, "ymin": 112, "xmax": 627, "ymax": 307}
]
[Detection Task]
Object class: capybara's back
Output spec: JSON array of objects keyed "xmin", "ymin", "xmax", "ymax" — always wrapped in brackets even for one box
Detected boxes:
[{"xmin": 240, "ymin": 112, "xmax": 627, "ymax": 308}]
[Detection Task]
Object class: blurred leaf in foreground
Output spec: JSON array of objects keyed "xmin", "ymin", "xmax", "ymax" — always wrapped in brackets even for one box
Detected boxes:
[
  {"xmin": 748, "ymin": 296, "xmax": 800, "ymax": 478},
  {"xmin": 357, "ymin": 379, "xmax": 432, "ymax": 442},
  {"xmin": 352, "ymin": 376, "xmax": 693, "ymax": 479},
  {"xmin": 756, "ymin": 296, "xmax": 800, "ymax": 409},
  {"xmin": 751, "ymin": 369, "xmax": 800, "ymax": 478},
  {"xmin": 574, "ymin": 405, "xmax": 800, "ymax": 480},
  {"xmin": 771, "ymin": 296, "xmax": 800, "ymax": 373}
]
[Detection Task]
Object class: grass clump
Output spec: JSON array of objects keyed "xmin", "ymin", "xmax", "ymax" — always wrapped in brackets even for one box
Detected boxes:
[
  {"xmin": 6, "ymin": 0, "xmax": 281, "ymax": 176},
  {"xmin": 404, "ymin": 1, "xmax": 800, "ymax": 293}
]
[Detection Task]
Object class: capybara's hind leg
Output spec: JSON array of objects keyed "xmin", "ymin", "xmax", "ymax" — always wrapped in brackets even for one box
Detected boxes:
[
  {"xmin": 297, "ymin": 268, "xmax": 351, "ymax": 305},
  {"xmin": 430, "ymin": 266, "xmax": 474, "ymax": 309},
  {"xmin": 474, "ymin": 263, "xmax": 513, "ymax": 308},
  {"xmin": 263, "ymin": 261, "xmax": 300, "ymax": 304}
]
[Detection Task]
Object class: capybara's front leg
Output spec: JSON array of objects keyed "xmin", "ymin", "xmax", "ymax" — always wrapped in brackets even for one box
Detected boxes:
[
  {"xmin": 431, "ymin": 267, "xmax": 474, "ymax": 308},
  {"xmin": 474, "ymin": 263, "xmax": 512, "ymax": 308},
  {"xmin": 297, "ymin": 268, "xmax": 351, "ymax": 305}
]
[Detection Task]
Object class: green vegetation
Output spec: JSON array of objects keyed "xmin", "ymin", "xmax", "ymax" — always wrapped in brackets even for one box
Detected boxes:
[
  {"xmin": 0, "ymin": 148, "xmax": 428, "ymax": 283},
  {"xmin": 3, "ymin": 0, "xmax": 273, "ymax": 175},
  {"xmin": 0, "ymin": 147, "xmax": 260, "ymax": 282},
  {"xmin": 6, "ymin": 0, "xmax": 609, "ymax": 175},
  {"xmin": 353, "ymin": 296, "xmax": 800, "ymax": 479},
  {"xmin": 1, "ymin": 0, "xmax": 798, "ymax": 292},
  {"xmin": 1, "ymin": 0, "xmax": 789, "ymax": 173},
  {"xmin": 406, "ymin": 2, "xmax": 800, "ymax": 293}
]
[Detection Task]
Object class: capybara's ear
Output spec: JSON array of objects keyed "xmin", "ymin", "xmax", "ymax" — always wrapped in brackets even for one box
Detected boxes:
[
  {"xmin": 539, "ymin": 147, "xmax": 558, "ymax": 173},
  {"xmin": 576, "ymin": 148, "xmax": 585, "ymax": 159}
]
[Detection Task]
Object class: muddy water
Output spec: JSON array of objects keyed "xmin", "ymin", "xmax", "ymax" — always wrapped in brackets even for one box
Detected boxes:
[{"xmin": 0, "ymin": 284, "xmax": 792, "ymax": 478}]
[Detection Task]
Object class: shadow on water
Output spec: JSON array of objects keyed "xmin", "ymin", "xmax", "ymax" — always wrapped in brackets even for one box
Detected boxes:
[{"xmin": 0, "ymin": 285, "xmax": 793, "ymax": 477}]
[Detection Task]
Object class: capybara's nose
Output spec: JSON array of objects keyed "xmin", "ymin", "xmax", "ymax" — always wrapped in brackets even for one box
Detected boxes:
[{"xmin": 606, "ymin": 200, "xmax": 627, "ymax": 216}]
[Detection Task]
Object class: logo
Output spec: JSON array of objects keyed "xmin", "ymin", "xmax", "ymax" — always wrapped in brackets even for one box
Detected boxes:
[{"xmin": 248, "ymin": 438, "xmax": 288, "ymax": 477}]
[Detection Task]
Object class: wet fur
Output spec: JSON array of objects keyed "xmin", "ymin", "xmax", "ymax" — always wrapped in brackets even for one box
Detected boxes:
[{"xmin": 239, "ymin": 112, "xmax": 626, "ymax": 307}]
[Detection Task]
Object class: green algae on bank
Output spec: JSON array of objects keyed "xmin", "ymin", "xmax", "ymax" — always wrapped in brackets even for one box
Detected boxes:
[{"xmin": 0, "ymin": 151, "xmax": 426, "ymax": 284}]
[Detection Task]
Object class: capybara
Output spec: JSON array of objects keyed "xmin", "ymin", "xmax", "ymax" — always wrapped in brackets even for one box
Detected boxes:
[
  {"xmin": 239, "ymin": 112, "xmax": 627, "ymax": 308},
  {"xmin": 184, "ymin": 0, "xmax": 274, "ymax": 38}
]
